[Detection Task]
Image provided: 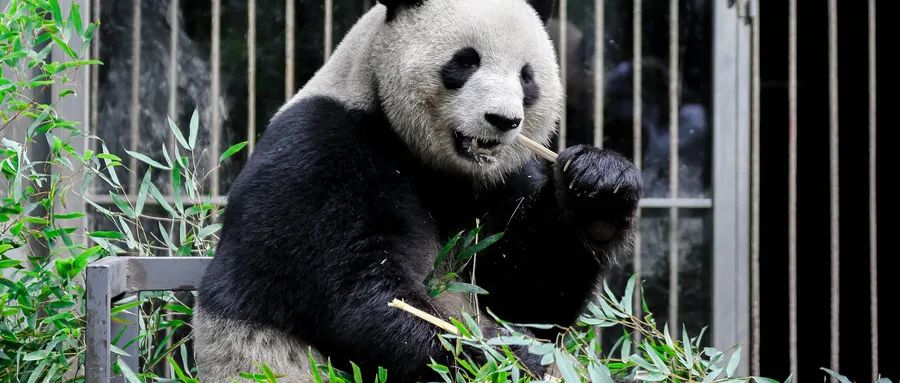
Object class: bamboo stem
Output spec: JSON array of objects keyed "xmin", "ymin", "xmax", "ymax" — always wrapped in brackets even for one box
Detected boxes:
[
  {"xmin": 518, "ymin": 134, "xmax": 559, "ymax": 163},
  {"xmin": 388, "ymin": 299, "xmax": 459, "ymax": 335}
]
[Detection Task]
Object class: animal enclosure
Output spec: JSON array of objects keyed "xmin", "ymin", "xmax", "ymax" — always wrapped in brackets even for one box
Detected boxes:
[{"xmin": 38, "ymin": 0, "xmax": 886, "ymax": 380}]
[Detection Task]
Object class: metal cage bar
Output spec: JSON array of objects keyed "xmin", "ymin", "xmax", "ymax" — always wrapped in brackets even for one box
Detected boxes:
[
  {"xmin": 827, "ymin": 0, "xmax": 840, "ymax": 377},
  {"xmin": 210, "ymin": 0, "xmax": 222, "ymax": 197},
  {"xmin": 128, "ymin": 0, "xmax": 142, "ymax": 195},
  {"xmin": 868, "ymin": 0, "xmax": 879, "ymax": 379},
  {"xmin": 788, "ymin": 0, "xmax": 799, "ymax": 377},
  {"xmin": 325, "ymin": 0, "xmax": 334, "ymax": 61},
  {"xmin": 285, "ymin": 0, "xmax": 295, "ymax": 100},
  {"xmin": 557, "ymin": 0, "xmax": 568, "ymax": 152},
  {"xmin": 750, "ymin": 0, "xmax": 761, "ymax": 375},
  {"xmin": 667, "ymin": 0, "xmax": 680, "ymax": 336},
  {"xmin": 168, "ymin": 0, "xmax": 180, "ymax": 159},
  {"xmin": 248, "ymin": 0, "xmax": 258, "ymax": 154},
  {"xmin": 593, "ymin": 0, "xmax": 604, "ymax": 149},
  {"xmin": 712, "ymin": 0, "xmax": 750, "ymax": 373},
  {"xmin": 631, "ymin": 0, "xmax": 643, "ymax": 327},
  {"xmin": 90, "ymin": 0, "xmax": 100, "ymax": 145}
]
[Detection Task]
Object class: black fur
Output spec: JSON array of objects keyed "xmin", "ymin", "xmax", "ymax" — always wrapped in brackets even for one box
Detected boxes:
[
  {"xmin": 379, "ymin": 0, "xmax": 425, "ymax": 21},
  {"xmin": 198, "ymin": 97, "xmax": 641, "ymax": 381},
  {"xmin": 382, "ymin": 0, "xmax": 556, "ymax": 25},
  {"xmin": 521, "ymin": 64, "xmax": 541, "ymax": 107},
  {"xmin": 526, "ymin": 0, "xmax": 556, "ymax": 24},
  {"xmin": 440, "ymin": 48, "xmax": 481, "ymax": 90}
]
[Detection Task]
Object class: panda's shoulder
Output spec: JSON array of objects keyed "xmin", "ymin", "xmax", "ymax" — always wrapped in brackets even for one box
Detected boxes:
[
  {"xmin": 259, "ymin": 96, "xmax": 366, "ymax": 151},
  {"xmin": 232, "ymin": 96, "xmax": 407, "ymax": 197}
]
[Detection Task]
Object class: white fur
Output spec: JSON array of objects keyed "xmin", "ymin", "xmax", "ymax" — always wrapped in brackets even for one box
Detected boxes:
[
  {"xmin": 193, "ymin": 306, "xmax": 324, "ymax": 382},
  {"xmin": 373, "ymin": 0, "xmax": 563, "ymax": 183},
  {"xmin": 278, "ymin": 7, "xmax": 386, "ymax": 115},
  {"xmin": 282, "ymin": 0, "xmax": 563, "ymax": 184}
]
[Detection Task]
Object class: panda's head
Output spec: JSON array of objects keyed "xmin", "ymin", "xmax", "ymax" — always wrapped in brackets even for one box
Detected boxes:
[{"xmin": 372, "ymin": 0, "xmax": 562, "ymax": 183}]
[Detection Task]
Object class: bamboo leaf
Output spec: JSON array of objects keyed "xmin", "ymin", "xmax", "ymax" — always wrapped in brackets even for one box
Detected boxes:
[
  {"xmin": 219, "ymin": 141, "xmax": 248, "ymax": 163},
  {"xmin": 726, "ymin": 347, "xmax": 742, "ymax": 378},
  {"xmin": 134, "ymin": 170, "xmax": 151, "ymax": 217},
  {"xmin": 189, "ymin": 109, "xmax": 199, "ymax": 150},
  {"xmin": 125, "ymin": 150, "xmax": 170, "ymax": 170},
  {"xmin": 554, "ymin": 349, "xmax": 580, "ymax": 383},
  {"xmin": 117, "ymin": 359, "xmax": 142, "ymax": 383},
  {"xmin": 167, "ymin": 117, "xmax": 190, "ymax": 150}
]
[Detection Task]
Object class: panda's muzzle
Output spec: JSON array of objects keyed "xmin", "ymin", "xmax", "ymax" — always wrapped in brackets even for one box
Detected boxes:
[{"xmin": 453, "ymin": 131, "xmax": 504, "ymax": 161}]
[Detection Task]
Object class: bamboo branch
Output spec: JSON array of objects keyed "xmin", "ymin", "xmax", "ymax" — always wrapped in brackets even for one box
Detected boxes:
[
  {"xmin": 388, "ymin": 299, "xmax": 459, "ymax": 335},
  {"xmin": 517, "ymin": 134, "xmax": 559, "ymax": 163}
]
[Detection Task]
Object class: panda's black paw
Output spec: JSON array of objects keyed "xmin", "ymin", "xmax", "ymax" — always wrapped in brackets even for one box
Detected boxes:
[{"xmin": 553, "ymin": 145, "xmax": 642, "ymax": 243}]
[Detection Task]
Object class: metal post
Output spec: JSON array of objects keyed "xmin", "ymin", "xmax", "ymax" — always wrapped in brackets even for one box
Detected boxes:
[
  {"xmin": 750, "ymin": 0, "xmax": 761, "ymax": 375},
  {"xmin": 788, "ymin": 0, "xmax": 799, "ymax": 378},
  {"xmin": 248, "ymin": 0, "xmax": 257, "ymax": 154},
  {"xmin": 324, "ymin": 0, "xmax": 333, "ymax": 61},
  {"xmin": 868, "ymin": 0, "xmax": 879, "ymax": 379},
  {"xmin": 632, "ymin": 0, "xmax": 643, "ymax": 330},
  {"xmin": 129, "ymin": 0, "xmax": 141, "ymax": 195},
  {"xmin": 285, "ymin": 0, "xmax": 295, "ymax": 100},
  {"xmin": 210, "ymin": 0, "xmax": 222, "ymax": 197},
  {"xmin": 827, "ymin": 0, "xmax": 840, "ymax": 377},
  {"xmin": 713, "ymin": 0, "xmax": 751, "ymax": 373},
  {"xmin": 667, "ymin": 0, "xmax": 680, "ymax": 336},
  {"xmin": 593, "ymin": 0, "xmax": 604, "ymax": 148},
  {"xmin": 168, "ymin": 0, "xmax": 180, "ymax": 157},
  {"xmin": 558, "ymin": 0, "xmax": 568, "ymax": 151}
]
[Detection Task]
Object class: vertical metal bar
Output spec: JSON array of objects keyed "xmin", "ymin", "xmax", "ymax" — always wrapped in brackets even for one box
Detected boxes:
[
  {"xmin": 324, "ymin": 0, "xmax": 333, "ymax": 61},
  {"xmin": 667, "ymin": 0, "xmax": 680, "ymax": 337},
  {"xmin": 248, "ymin": 0, "xmax": 257, "ymax": 154},
  {"xmin": 128, "ymin": 0, "xmax": 141, "ymax": 195},
  {"xmin": 868, "ymin": 0, "xmax": 879, "ymax": 379},
  {"xmin": 593, "ymin": 0, "xmax": 604, "ymax": 149},
  {"xmin": 632, "ymin": 0, "xmax": 643, "ymax": 328},
  {"xmin": 712, "ymin": 1, "xmax": 751, "ymax": 371},
  {"xmin": 788, "ymin": 0, "xmax": 799, "ymax": 378},
  {"xmin": 210, "ymin": 0, "xmax": 222, "ymax": 197},
  {"xmin": 168, "ymin": 0, "xmax": 179, "ymax": 153},
  {"xmin": 828, "ymin": 0, "xmax": 840, "ymax": 377},
  {"xmin": 90, "ymin": 0, "xmax": 100, "ymax": 143},
  {"xmin": 286, "ymin": 0, "xmax": 295, "ymax": 100},
  {"xmin": 557, "ymin": 0, "xmax": 568, "ymax": 151},
  {"xmin": 164, "ymin": 2, "xmax": 182, "ymax": 367},
  {"xmin": 750, "ymin": 0, "xmax": 761, "ymax": 375}
]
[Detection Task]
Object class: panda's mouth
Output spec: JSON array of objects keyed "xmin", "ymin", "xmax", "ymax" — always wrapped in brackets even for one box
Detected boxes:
[{"xmin": 454, "ymin": 131, "xmax": 503, "ymax": 162}]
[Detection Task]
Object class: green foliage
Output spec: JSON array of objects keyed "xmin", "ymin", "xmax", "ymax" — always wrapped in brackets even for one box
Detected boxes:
[
  {"xmin": 1, "ymin": 1, "xmax": 99, "ymax": 380},
  {"xmin": 421, "ymin": 276, "xmax": 773, "ymax": 383},
  {"xmin": 426, "ymin": 226, "xmax": 502, "ymax": 298},
  {"xmin": 303, "ymin": 276, "xmax": 794, "ymax": 383},
  {"xmin": 1, "ymin": 2, "xmax": 243, "ymax": 380}
]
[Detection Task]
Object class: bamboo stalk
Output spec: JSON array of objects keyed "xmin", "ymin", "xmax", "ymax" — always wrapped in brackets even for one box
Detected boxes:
[
  {"xmin": 388, "ymin": 299, "xmax": 459, "ymax": 335},
  {"xmin": 518, "ymin": 134, "xmax": 559, "ymax": 163}
]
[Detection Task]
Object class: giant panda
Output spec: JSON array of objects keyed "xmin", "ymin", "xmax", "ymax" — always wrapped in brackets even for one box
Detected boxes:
[{"xmin": 194, "ymin": 0, "xmax": 641, "ymax": 381}]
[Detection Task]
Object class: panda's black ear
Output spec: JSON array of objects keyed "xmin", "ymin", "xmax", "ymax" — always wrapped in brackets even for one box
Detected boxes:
[{"xmin": 526, "ymin": 0, "xmax": 555, "ymax": 24}]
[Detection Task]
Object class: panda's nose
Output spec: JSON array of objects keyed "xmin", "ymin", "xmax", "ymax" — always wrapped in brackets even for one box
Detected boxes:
[{"xmin": 485, "ymin": 114, "xmax": 522, "ymax": 132}]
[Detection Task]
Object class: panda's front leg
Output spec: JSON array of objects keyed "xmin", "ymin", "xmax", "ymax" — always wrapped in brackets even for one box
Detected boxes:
[{"xmin": 553, "ymin": 144, "xmax": 642, "ymax": 261}]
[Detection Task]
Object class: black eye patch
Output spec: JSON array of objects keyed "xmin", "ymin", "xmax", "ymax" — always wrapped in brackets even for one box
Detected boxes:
[
  {"xmin": 521, "ymin": 64, "xmax": 540, "ymax": 107},
  {"xmin": 440, "ymin": 47, "xmax": 481, "ymax": 90}
]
